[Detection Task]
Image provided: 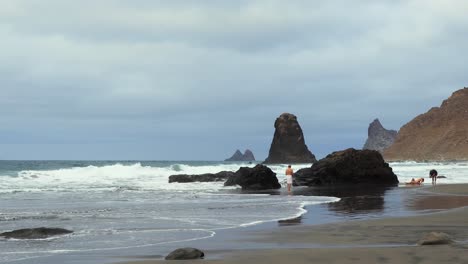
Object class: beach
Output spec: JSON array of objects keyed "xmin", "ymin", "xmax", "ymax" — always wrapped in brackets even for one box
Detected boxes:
[
  {"xmin": 119, "ymin": 184, "xmax": 468, "ymax": 264},
  {"xmin": 2, "ymin": 161, "xmax": 468, "ymax": 264}
]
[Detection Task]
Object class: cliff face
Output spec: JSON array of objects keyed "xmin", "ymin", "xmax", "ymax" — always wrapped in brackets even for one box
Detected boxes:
[
  {"xmin": 363, "ymin": 119, "xmax": 397, "ymax": 153},
  {"xmin": 384, "ymin": 87, "xmax": 468, "ymax": 161},
  {"xmin": 264, "ymin": 113, "xmax": 317, "ymax": 164}
]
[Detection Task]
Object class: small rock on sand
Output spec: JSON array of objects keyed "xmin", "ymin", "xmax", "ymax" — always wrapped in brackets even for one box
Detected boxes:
[{"xmin": 418, "ymin": 232, "xmax": 453, "ymax": 245}]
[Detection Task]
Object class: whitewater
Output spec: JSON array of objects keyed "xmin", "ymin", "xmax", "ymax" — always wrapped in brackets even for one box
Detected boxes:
[{"xmin": 0, "ymin": 160, "xmax": 467, "ymax": 263}]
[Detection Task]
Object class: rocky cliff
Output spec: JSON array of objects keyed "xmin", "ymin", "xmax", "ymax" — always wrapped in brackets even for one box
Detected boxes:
[
  {"xmin": 264, "ymin": 113, "xmax": 317, "ymax": 164},
  {"xmin": 225, "ymin": 149, "xmax": 255, "ymax": 161},
  {"xmin": 363, "ymin": 119, "xmax": 397, "ymax": 153},
  {"xmin": 384, "ymin": 87, "xmax": 468, "ymax": 161}
]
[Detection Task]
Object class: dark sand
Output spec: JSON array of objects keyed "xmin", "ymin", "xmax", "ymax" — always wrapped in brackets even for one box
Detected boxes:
[{"xmin": 119, "ymin": 184, "xmax": 468, "ymax": 264}]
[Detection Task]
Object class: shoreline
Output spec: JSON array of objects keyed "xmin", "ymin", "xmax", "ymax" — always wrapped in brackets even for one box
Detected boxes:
[{"xmin": 118, "ymin": 183, "xmax": 468, "ymax": 264}]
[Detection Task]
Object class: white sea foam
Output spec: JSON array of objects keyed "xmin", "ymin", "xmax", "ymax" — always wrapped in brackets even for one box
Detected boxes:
[
  {"xmin": 1, "ymin": 161, "xmax": 466, "ymax": 193},
  {"xmin": 0, "ymin": 162, "xmax": 315, "ymax": 193}
]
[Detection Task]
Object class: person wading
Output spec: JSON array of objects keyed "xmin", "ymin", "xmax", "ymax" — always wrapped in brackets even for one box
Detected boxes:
[{"xmin": 285, "ymin": 165, "xmax": 294, "ymax": 193}]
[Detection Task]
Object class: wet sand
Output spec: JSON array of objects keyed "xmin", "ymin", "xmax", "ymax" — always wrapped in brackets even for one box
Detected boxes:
[{"xmin": 119, "ymin": 184, "xmax": 468, "ymax": 264}]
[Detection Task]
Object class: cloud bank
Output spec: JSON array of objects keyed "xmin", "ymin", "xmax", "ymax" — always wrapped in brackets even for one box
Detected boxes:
[{"xmin": 1, "ymin": 0, "xmax": 467, "ymax": 160}]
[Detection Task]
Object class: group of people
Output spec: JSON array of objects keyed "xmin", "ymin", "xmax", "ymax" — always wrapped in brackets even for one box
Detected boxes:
[{"xmin": 405, "ymin": 169, "xmax": 439, "ymax": 185}]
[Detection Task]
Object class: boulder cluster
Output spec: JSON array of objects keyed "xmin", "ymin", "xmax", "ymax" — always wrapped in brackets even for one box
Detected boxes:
[{"xmin": 170, "ymin": 164, "xmax": 281, "ymax": 191}]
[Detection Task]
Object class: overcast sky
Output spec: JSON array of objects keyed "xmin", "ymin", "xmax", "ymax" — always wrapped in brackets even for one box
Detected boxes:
[{"xmin": 1, "ymin": 0, "xmax": 467, "ymax": 160}]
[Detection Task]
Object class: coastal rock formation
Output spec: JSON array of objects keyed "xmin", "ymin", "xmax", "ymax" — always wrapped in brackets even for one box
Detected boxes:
[
  {"xmin": 224, "ymin": 164, "xmax": 281, "ymax": 190},
  {"xmin": 242, "ymin": 149, "xmax": 255, "ymax": 161},
  {"xmin": 418, "ymin": 232, "xmax": 453, "ymax": 245},
  {"xmin": 264, "ymin": 113, "xmax": 317, "ymax": 164},
  {"xmin": 224, "ymin": 149, "xmax": 255, "ymax": 162},
  {"xmin": 384, "ymin": 88, "xmax": 468, "ymax": 161},
  {"xmin": 294, "ymin": 148, "xmax": 398, "ymax": 186},
  {"xmin": 169, "ymin": 171, "xmax": 234, "ymax": 183},
  {"xmin": 165, "ymin": 247, "xmax": 205, "ymax": 260},
  {"xmin": 0, "ymin": 227, "xmax": 73, "ymax": 239},
  {"xmin": 363, "ymin": 119, "xmax": 397, "ymax": 153}
]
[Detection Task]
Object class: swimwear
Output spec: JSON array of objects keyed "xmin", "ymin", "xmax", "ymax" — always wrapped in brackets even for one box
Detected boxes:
[{"xmin": 286, "ymin": 175, "xmax": 293, "ymax": 184}]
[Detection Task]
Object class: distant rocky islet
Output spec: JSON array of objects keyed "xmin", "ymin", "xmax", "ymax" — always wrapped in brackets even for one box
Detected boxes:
[{"xmin": 224, "ymin": 149, "xmax": 255, "ymax": 162}]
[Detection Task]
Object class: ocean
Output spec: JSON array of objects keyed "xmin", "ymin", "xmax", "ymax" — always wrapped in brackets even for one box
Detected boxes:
[{"xmin": 1, "ymin": 160, "xmax": 467, "ymax": 263}]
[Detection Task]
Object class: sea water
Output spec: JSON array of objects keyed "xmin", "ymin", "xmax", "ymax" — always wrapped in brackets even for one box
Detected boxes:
[{"xmin": 0, "ymin": 160, "xmax": 466, "ymax": 263}]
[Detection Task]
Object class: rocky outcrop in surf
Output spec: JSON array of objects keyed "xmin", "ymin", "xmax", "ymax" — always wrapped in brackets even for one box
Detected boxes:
[
  {"xmin": 264, "ymin": 113, "xmax": 317, "ymax": 164},
  {"xmin": 224, "ymin": 149, "xmax": 255, "ymax": 162},
  {"xmin": 0, "ymin": 227, "xmax": 73, "ymax": 239},
  {"xmin": 165, "ymin": 247, "xmax": 205, "ymax": 260},
  {"xmin": 294, "ymin": 148, "xmax": 398, "ymax": 186},
  {"xmin": 363, "ymin": 119, "xmax": 397, "ymax": 153},
  {"xmin": 224, "ymin": 164, "xmax": 281, "ymax": 190},
  {"xmin": 169, "ymin": 171, "xmax": 234, "ymax": 183},
  {"xmin": 384, "ymin": 87, "xmax": 468, "ymax": 161}
]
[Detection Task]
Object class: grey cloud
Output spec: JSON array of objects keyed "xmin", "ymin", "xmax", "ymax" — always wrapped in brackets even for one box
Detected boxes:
[{"xmin": 0, "ymin": 0, "xmax": 467, "ymax": 159}]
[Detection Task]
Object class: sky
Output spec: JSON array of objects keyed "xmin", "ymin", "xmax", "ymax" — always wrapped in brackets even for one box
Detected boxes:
[{"xmin": 1, "ymin": 0, "xmax": 467, "ymax": 161}]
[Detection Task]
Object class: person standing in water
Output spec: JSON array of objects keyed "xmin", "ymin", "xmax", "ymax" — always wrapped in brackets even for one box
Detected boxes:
[
  {"xmin": 429, "ymin": 169, "xmax": 438, "ymax": 185},
  {"xmin": 285, "ymin": 165, "xmax": 294, "ymax": 193}
]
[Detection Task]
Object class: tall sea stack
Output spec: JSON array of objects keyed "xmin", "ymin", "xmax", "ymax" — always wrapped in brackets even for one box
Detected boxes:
[
  {"xmin": 363, "ymin": 119, "xmax": 397, "ymax": 153},
  {"xmin": 264, "ymin": 113, "xmax": 317, "ymax": 164},
  {"xmin": 384, "ymin": 87, "xmax": 468, "ymax": 161}
]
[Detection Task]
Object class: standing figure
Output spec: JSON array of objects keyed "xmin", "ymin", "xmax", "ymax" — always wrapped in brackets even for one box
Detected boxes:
[
  {"xmin": 285, "ymin": 165, "xmax": 294, "ymax": 193},
  {"xmin": 429, "ymin": 169, "xmax": 438, "ymax": 185}
]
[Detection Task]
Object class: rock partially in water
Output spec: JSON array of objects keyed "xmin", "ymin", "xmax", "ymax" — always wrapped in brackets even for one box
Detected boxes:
[
  {"xmin": 0, "ymin": 227, "xmax": 73, "ymax": 239},
  {"xmin": 169, "ymin": 171, "xmax": 234, "ymax": 183},
  {"xmin": 165, "ymin": 247, "xmax": 205, "ymax": 260},
  {"xmin": 224, "ymin": 164, "xmax": 281, "ymax": 190},
  {"xmin": 294, "ymin": 148, "xmax": 399, "ymax": 186}
]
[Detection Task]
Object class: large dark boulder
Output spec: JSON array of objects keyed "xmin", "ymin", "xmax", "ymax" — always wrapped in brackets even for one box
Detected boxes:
[
  {"xmin": 165, "ymin": 247, "xmax": 204, "ymax": 260},
  {"xmin": 294, "ymin": 148, "xmax": 399, "ymax": 186},
  {"xmin": 224, "ymin": 164, "xmax": 281, "ymax": 190},
  {"xmin": 363, "ymin": 118, "xmax": 397, "ymax": 153},
  {"xmin": 264, "ymin": 113, "xmax": 317, "ymax": 164},
  {"xmin": 169, "ymin": 171, "xmax": 234, "ymax": 183},
  {"xmin": 0, "ymin": 227, "xmax": 73, "ymax": 239},
  {"xmin": 225, "ymin": 149, "xmax": 256, "ymax": 161}
]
